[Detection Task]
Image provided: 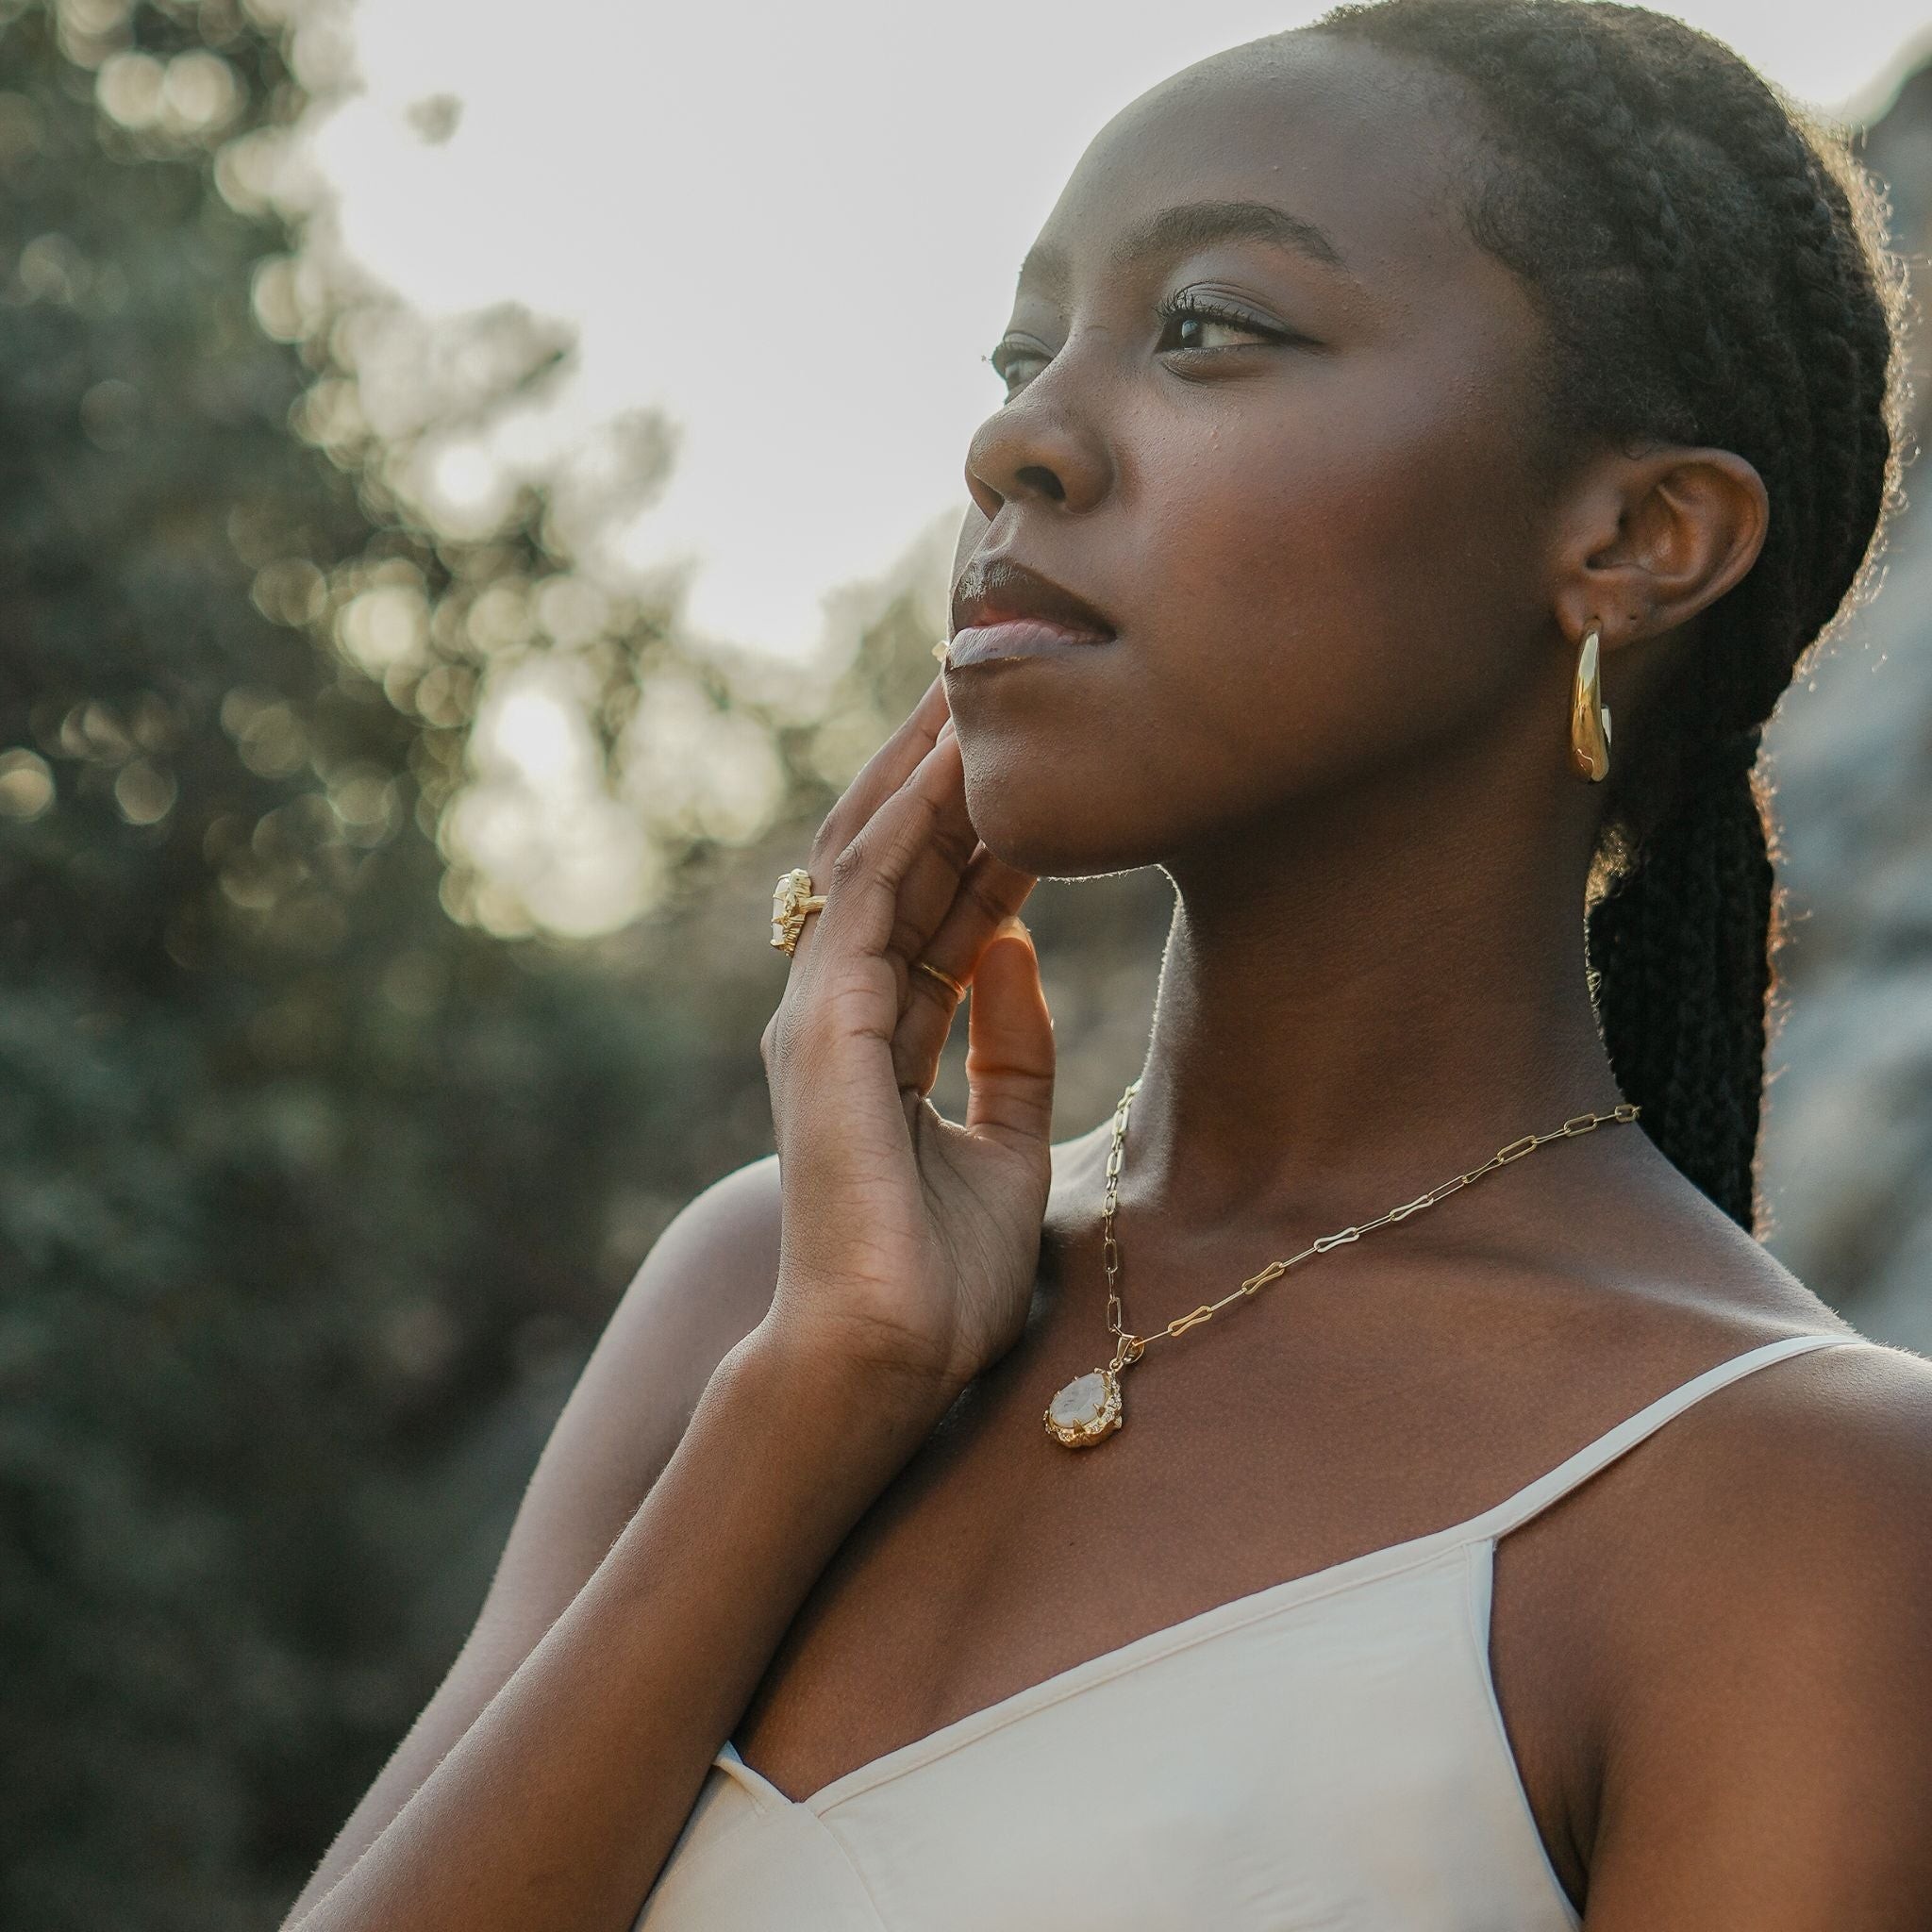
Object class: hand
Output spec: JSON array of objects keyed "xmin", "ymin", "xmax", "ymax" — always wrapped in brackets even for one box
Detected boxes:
[{"xmin": 758, "ymin": 674, "xmax": 1054, "ymax": 1416}]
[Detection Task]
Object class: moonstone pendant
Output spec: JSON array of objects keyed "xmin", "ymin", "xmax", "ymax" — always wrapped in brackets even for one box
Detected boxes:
[{"xmin": 1043, "ymin": 1366, "xmax": 1124, "ymax": 1448}]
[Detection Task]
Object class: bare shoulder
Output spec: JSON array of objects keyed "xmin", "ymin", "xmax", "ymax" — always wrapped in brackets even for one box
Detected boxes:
[
  {"xmin": 524, "ymin": 1122, "xmax": 1095, "ymax": 1601},
  {"xmin": 554, "ymin": 1153, "xmax": 787, "ymax": 1493},
  {"xmin": 473, "ymin": 1153, "xmax": 785, "ymax": 1639},
  {"xmin": 1621, "ymin": 1330, "xmax": 1932, "ymax": 1646},
  {"xmin": 1671, "ymin": 1331, "xmax": 1932, "ymax": 1550},
  {"xmin": 1584, "ymin": 1332, "xmax": 1932, "ymax": 1926},
  {"xmin": 614, "ymin": 1151, "xmax": 786, "ymax": 1371}
]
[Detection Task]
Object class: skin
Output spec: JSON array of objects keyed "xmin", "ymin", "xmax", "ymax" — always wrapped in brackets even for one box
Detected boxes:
[{"xmin": 281, "ymin": 29, "xmax": 1932, "ymax": 1932}]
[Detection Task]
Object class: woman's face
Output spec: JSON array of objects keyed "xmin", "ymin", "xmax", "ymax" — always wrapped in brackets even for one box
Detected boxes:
[{"xmin": 946, "ymin": 31, "xmax": 1574, "ymax": 879}]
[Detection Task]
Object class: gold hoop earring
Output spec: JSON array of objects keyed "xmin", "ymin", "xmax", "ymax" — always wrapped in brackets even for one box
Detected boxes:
[{"xmin": 1570, "ymin": 624, "xmax": 1612, "ymax": 783}]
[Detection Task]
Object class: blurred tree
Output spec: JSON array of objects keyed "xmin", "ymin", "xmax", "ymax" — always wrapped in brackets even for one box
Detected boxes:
[{"xmin": 0, "ymin": 2, "xmax": 800, "ymax": 1924}]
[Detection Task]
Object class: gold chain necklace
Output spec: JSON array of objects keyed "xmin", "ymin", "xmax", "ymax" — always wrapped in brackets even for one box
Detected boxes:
[{"xmin": 1042, "ymin": 1078, "xmax": 1642, "ymax": 1448}]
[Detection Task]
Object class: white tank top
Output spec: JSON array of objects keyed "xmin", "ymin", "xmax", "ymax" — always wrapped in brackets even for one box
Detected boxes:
[{"xmin": 634, "ymin": 1331, "xmax": 1857, "ymax": 1931}]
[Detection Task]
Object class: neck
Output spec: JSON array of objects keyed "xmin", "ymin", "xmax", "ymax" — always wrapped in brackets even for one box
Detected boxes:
[{"xmin": 1120, "ymin": 756, "xmax": 1627, "ymax": 1233}]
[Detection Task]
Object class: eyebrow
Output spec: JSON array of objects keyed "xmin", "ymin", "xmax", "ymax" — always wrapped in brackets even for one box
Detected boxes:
[{"xmin": 1016, "ymin": 198, "xmax": 1353, "ymax": 298}]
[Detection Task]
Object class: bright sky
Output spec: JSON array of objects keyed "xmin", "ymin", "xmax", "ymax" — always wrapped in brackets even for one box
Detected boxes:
[{"xmin": 309, "ymin": 0, "xmax": 1932, "ymax": 665}]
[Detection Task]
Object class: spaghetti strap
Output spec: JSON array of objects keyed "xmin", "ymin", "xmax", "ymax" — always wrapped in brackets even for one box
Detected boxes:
[{"xmin": 1469, "ymin": 1331, "xmax": 1863, "ymax": 1542}]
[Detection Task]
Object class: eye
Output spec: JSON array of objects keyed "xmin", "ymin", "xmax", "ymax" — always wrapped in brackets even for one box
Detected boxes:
[
  {"xmin": 988, "ymin": 335, "xmax": 1053, "ymax": 397},
  {"xmin": 1155, "ymin": 291, "xmax": 1296, "ymax": 356},
  {"xmin": 985, "ymin": 292, "xmax": 1303, "ymax": 399}
]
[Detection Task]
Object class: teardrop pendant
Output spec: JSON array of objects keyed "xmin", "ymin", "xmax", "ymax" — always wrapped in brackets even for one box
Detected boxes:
[{"xmin": 1043, "ymin": 1366, "xmax": 1124, "ymax": 1448}]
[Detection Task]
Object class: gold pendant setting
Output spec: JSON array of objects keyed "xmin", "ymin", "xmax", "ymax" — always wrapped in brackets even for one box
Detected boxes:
[{"xmin": 1043, "ymin": 1366, "xmax": 1123, "ymax": 1449}]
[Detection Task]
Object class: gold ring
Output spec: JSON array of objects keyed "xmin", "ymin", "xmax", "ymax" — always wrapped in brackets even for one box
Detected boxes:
[
  {"xmin": 769, "ymin": 868, "xmax": 827, "ymax": 957},
  {"xmin": 914, "ymin": 959, "xmax": 967, "ymax": 1001}
]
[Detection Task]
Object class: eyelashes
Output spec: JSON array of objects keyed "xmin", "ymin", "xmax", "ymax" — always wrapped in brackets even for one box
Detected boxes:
[
  {"xmin": 1152, "ymin": 289, "xmax": 1297, "ymax": 353},
  {"xmin": 988, "ymin": 291, "xmax": 1308, "ymax": 396}
]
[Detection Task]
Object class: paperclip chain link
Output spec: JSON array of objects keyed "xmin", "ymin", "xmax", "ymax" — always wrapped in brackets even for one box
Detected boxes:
[{"xmin": 1100, "ymin": 1078, "xmax": 1641, "ymax": 1375}]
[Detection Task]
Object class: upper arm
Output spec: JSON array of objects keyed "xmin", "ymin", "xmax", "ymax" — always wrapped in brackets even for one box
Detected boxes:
[
  {"xmin": 282, "ymin": 1153, "xmax": 784, "ymax": 1923},
  {"xmin": 1581, "ymin": 1342, "xmax": 1932, "ymax": 1929},
  {"xmin": 476, "ymin": 1152, "xmax": 787, "ymax": 1654}
]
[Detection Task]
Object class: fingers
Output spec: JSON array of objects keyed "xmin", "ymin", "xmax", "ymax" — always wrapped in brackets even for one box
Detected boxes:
[
  {"xmin": 834, "ymin": 675, "xmax": 950, "ymax": 841},
  {"xmin": 964, "ymin": 917, "xmax": 1056, "ymax": 1152},
  {"xmin": 781, "ymin": 727, "xmax": 976, "ymax": 1036},
  {"xmin": 813, "ymin": 677, "xmax": 952, "ymax": 879},
  {"xmin": 782, "ymin": 677, "xmax": 950, "ymax": 976},
  {"xmin": 891, "ymin": 846, "xmax": 1038, "ymax": 1096}
]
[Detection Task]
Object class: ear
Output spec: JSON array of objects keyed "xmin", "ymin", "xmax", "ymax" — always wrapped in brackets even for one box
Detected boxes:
[{"xmin": 1549, "ymin": 445, "xmax": 1770, "ymax": 656}]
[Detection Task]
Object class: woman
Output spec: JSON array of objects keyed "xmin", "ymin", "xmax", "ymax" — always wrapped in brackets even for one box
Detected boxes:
[{"xmin": 283, "ymin": 4, "xmax": 1932, "ymax": 1927}]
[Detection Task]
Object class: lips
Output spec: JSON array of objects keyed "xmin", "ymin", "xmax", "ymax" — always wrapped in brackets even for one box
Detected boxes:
[{"xmin": 950, "ymin": 556, "xmax": 1118, "ymax": 645}]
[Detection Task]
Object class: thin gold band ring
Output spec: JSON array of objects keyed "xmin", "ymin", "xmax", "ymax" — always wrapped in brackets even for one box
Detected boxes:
[{"xmin": 914, "ymin": 959, "xmax": 967, "ymax": 1002}]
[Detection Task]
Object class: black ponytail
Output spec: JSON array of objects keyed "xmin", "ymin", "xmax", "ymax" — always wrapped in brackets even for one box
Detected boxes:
[{"xmin": 1318, "ymin": 0, "xmax": 1908, "ymax": 1231}]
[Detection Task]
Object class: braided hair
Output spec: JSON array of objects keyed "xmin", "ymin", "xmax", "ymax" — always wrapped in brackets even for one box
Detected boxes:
[{"xmin": 1313, "ymin": 0, "xmax": 1909, "ymax": 1232}]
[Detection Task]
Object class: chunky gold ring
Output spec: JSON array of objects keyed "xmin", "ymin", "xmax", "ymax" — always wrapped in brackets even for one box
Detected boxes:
[
  {"xmin": 769, "ymin": 868, "xmax": 827, "ymax": 957},
  {"xmin": 914, "ymin": 959, "xmax": 967, "ymax": 1002}
]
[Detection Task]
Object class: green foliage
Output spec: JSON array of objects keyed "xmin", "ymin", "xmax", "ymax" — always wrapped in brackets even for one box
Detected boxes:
[
  {"xmin": 0, "ymin": 4, "xmax": 1169, "ymax": 1925},
  {"xmin": 0, "ymin": 5, "xmax": 789, "ymax": 1924}
]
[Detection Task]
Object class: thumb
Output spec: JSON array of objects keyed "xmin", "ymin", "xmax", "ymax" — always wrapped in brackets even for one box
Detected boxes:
[{"xmin": 964, "ymin": 915, "xmax": 1055, "ymax": 1150}]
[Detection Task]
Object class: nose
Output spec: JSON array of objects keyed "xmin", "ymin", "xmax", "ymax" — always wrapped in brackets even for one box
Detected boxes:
[{"xmin": 963, "ymin": 342, "xmax": 1115, "ymax": 522}]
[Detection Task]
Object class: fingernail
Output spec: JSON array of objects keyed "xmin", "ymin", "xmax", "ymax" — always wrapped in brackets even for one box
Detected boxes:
[{"xmin": 996, "ymin": 913, "xmax": 1031, "ymax": 942}]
